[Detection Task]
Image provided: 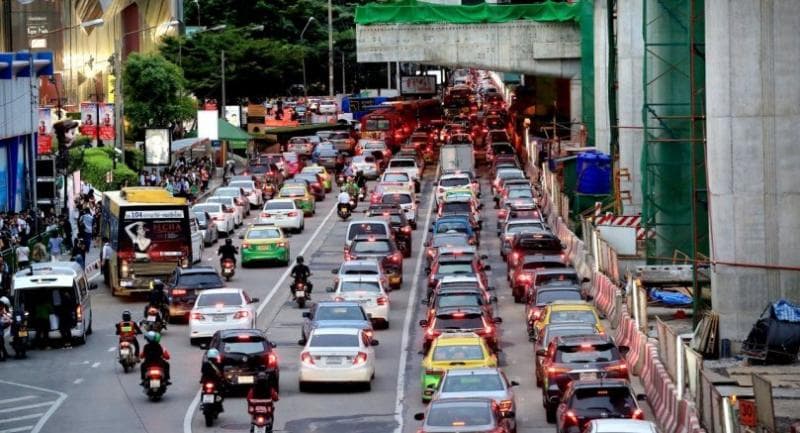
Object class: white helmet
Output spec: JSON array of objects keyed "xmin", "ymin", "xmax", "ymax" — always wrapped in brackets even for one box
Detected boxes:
[{"xmin": 0, "ymin": 296, "xmax": 9, "ymax": 307}]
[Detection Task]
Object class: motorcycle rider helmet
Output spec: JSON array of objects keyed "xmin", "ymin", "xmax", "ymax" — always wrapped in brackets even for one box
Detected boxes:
[
  {"xmin": 296, "ymin": 256, "xmax": 304, "ymax": 265},
  {"xmin": 0, "ymin": 296, "xmax": 9, "ymax": 308},
  {"xmin": 225, "ymin": 238, "xmax": 233, "ymax": 246},
  {"xmin": 152, "ymin": 332, "xmax": 162, "ymax": 344},
  {"xmin": 122, "ymin": 310, "xmax": 132, "ymax": 321},
  {"xmin": 151, "ymin": 279, "xmax": 164, "ymax": 291},
  {"xmin": 144, "ymin": 330, "xmax": 157, "ymax": 342}
]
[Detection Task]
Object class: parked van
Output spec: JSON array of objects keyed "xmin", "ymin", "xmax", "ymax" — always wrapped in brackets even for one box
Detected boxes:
[
  {"xmin": 12, "ymin": 262, "xmax": 95, "ymax": 345},
  {"xmin": 439, "ymin": 144, "xmax": 475, "ymax": 174}
]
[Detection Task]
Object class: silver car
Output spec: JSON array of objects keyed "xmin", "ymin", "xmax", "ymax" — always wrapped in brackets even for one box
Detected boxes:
[
  {"xmin": 194, "ymin": 210, "xmax": 219, "ymax": 246},
  {"xmin": 432, "ymin": 368, "xmax": 518, "ymax": 431}
]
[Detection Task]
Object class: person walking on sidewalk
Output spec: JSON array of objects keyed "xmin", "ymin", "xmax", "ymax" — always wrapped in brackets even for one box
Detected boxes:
[
  {"xmin": 15, "ymin": 241, "xmax": 30, "ymax": 269},
  {"xmin": 71, "ymin": 238, "xmax": 86, "ymax": 270},
  {"xmin": 79, "ymin": 210, "xmax": 93, "ymax": 253},
  {"xmin": 49, "ymin": 232, "xmax": 64, "ymax": 261},
  {"xmin": 101, "ymin": 237, "xmax": 112, "ymax": 285}
]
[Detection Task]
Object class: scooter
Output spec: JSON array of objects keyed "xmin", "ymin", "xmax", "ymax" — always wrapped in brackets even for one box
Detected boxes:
[
  {"xmin": 140, "ymin": 306, "xmax": 164, "ymax": 333},
  {"xmin": 11, "ymin": 312, "xmax": 29, "ymax": 359},
  {"xmin": 221, "ymin": 258, "xmax": 235, "ymax": 281},
  {"xmin": 292, "ymin": 278, "xmax": 309, "ymax": 308},
  {"xmin": 118, "ymin": 340, "xmax": 138, "ymax": 373},
  {"xmin": 337, "ymin": 202, "xmax": 351, "ymax": 220},
  {"xmin": 142, "ymin": 365, "xmax": 169, "ymax": 401},
  {"xmin": 200, "ymin": 381, "xmax": 224, "ymax": 427},
  {"xmin": 247, "ymin": 398, "xmax": 275, "ymax": 433}
]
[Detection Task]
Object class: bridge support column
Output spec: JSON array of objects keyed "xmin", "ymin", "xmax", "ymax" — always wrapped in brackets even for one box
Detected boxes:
[{"xmin": 570, "ymin": 77, "xmax": 582, "ymax": 144}]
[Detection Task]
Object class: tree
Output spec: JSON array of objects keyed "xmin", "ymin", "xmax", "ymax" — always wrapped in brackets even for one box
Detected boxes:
[{"xmin": 122, "ymin": 53, "xmax": 196, "ymax": 139}]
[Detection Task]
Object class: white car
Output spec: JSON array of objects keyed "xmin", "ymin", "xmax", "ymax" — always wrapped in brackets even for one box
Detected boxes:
[
  {"xmin": 319, "ymin": 100, "xmax": 337, "ymax": 114},
  {"xmin": 188, "ymin": 288, "xmax": 260, "ymax": 345},
  {"xmin": 376, "ymin": 188, "xmax": 417, "ymax": 228},
  {"xmin": 386, "ymin": 157, "xmax": 421, "ymax": 191},
  {"xmin": 189, "ymin": 213, "xmax": 204, "ymax": 263},
  {"xmin": 207, "ymin": 196, "xmax": 243, "ymax": 227},
  {"xmin": 258, "ymin": 199, "xmax": 305, "ymax": 232},
  {"xmin": 351, "ymin": 155, "xmax": 380, "ymax": 179},
  {"xmin": 332, "ymin": 259, "xmax": 388, "ymax": 289},
  {"xmin": 584, "ymin": 420, "xmax": 660, "ymax": 433},
  {"xmin": 298, "ymin": 327, "xmax": 377, "ymax": 391},
  {"xmin": 380, "ymin": 171, "xmax": 414, "ymax": 194},
  {"xmin": 288, "ymin": 136, "xmax": 314, "ymax": 156},
  {"xmin": 228, "ymin": 180, "xmax": 264, "ymax": 208},
  {"xmin": 328, "ymin": 275, "xmax": 390, "ymax": 328},
  {"xmin": 214, "ymin": 186, "xmax": 251, "ymax": 217},
  {"xmin": 345, "ymin": 220, "xmax": 392, "ymax": 248},
  {"xmin": 436, "ymin": 173, "xmax": 473, "ymax": 204},
  {"xmin": 192, "ymin": 203, "xmax": 235, "ymax": 236}
]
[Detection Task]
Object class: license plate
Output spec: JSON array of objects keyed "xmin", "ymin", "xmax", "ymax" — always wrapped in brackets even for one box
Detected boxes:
[
  {"xmin": 254, "ymin": 427, "xmax": 267, "ymax": 433},
  {"xmin": 295, "ymin": 291, "xmax": 305, "ymax": 297},
  {"xmin": 579, "ymin": 372, "xmax": 596, "ymax": 381},
  {"xmin": 18, "ymin": 330, "xmax": 28, "ymax": 337},
  {"xmin": 202, "ymin": 394, "xmax": 215, "ymax": 404},
  {"xmin": 120, "ymin": 348, "xmax": 130, "ymax": 356},
  {"xmin": 150, "ymin": 379, "xmax": 161, "ymax": 388},
  {"xmin": 213, "ymin": 315, "xmax": 227, "ymax": 322},
  {"xmin": 259, "ymin": 245, "xmax": 269, "ymax": 251},
  {"xmin": 147, "ymin": 316, "xmax": 156, "ymax": 322},
  {"xmin": 238, "ymin": 375, "xmax": 254, "ymax": 384},
  {"xmin": 389, "ymin": 276, "xmax": 401, "ymax": 283},
  {"xmin": 326, "ymin": 357, "xmax": 343, "ymax": 365}
]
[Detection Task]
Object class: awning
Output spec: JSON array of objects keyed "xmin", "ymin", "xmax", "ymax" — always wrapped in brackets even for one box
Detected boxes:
[
  {"xmin": 187, "ymin": 118, "xmax": 252, "ymax": 145},
  {"xmin": 172, "ymin": 137, "xmax": 210, "ymax": 152}
]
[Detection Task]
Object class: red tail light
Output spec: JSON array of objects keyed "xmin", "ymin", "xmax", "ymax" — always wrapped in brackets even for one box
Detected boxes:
[
  {"xmin": 191, "ymin": 312, "xmax": 204, "ymax": 321},
  {"xmin": 76, "ymin": 305, "xmax": 83, "ymax": 321},
  {"xmin": 498, "ymin": 399, "xmax": 513, "ymax": 411},
  {"xmin": 401, "ymin": 226, "xmax": 412, "ymax": 234},
  {"xmin": 427, "ymin": 248, "xmax": 435, "ymax": 257},
  {"xmin": 352, "ymin": 352, "xmax": 368, "ymax": 366},
  {"xmin": 564, "ymin": 410, "xmax": 579, "ymax": 426},
  {"xmin": 547, "ymin": 366, "xmax": 569, "ymax": 376},
  {"xmin": 364, "ymin": 330, "xmax": 374, "ymax": 340},
  {"xmin": 260, "ymin": 212, "xmax": 271, "ymax": 218},
  {"xmin": 148, "ymin": 368, "xmax": 162, "ymax": 378},
  {"xmin": 377, "ymin": 296, "xmax": 388, "ymax": 306},
  {"xmin": 481, "ymin": 316, "xmax": 494, "ymax": 335},
  {"xmin": 242, "ymin": 242, "xmax": 250, "ymax": 249},
  {"xmin": 516, "ymin": 273, "xmax": 532, "ymax": 284},
  {"xmin": 204, "ymin": 382, "xmax": 215, "ymax": 392},
  {"xmin": 301, "ymin": 352, "xmax": 315, "ymax": 365},
  {"xmin": 632, "ymin": 408, "xmax": 645, "ymax": 420},
  {"xmin": 267, "ymin": 352, "xmax": 278, "ymax": 368},
  {"xmin": 233, "ymin": 310, "xmax": 250, "ymax": 319},
  {"xmin": 390, "ymin": 252, "xmax": 403, "ymax": 263},
  {"xmin": 172, "ymin": 289, "xmax": 187, "ymax": 296},
  {"xmin": 334, "ymin": 296, "xmax": 345, "ymax": 302},
  {"xmin": 287, "ymin": 211, "xmax": 298, "ymax": 217},
  {"xmin": 528, "ymin": 308, "xmax": 542, "ymax": 321}
]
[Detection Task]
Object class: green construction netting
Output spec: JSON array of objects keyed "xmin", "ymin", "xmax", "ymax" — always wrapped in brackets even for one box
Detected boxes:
[
  {"xmin": 355, "ymin": 0, "xmax": 582, "ymax": 25},
  {"xmin": 580, "ymin": 0, "xmax": 594, "ymax": 146}
]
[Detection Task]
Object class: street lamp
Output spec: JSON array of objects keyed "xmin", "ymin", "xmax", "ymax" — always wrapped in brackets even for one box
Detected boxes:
[{"xmin": 299, "ymin": 17, "xmax": 317, "ymax": 97}]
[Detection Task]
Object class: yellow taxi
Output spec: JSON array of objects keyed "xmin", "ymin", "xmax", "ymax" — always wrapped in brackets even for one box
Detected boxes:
[
  {"xmin": 278, "ymin": 184, "xmax": 315, "ymax": 216},
  {"xmin": 302, "ymin": 165, "xmax": 332, "ymax": 192},
  {"xmin": 420, "ymin": 332, "xmax": 497, "ymax": 402},
  {"xmin": 533, "ymin": 300, "xmax": 605, "ymax": 335}
]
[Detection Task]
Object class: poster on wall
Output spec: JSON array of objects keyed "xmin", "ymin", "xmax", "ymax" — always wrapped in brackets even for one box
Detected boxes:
[
  {"xmin": 37, "ymin": 108, "xmax": 53, "ymax": 154},
  {"xmin": 224, "ymin": 106, "xmax": 241, "ymax": 127},
  {"xmin": 400, "ymin": 75, "xmax": 437, "ymax": 95},
  {"xmin": 197, "ymin": 110, "xmax": 219, "ymax": 140},
  {"xmin": 144, "ymin": 129, "xmax": 171, "ymax": 166},
  {"xmin": 79, "ymin": 102, "xmax": 97, "ymax": 137},
  {"xmin": 98, "ymin": 103, "xmax": 115, "ymax": 142}
]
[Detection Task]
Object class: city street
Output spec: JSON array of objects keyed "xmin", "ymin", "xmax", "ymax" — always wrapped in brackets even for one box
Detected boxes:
[{"xmin": 0, "ymin": 164, "xmax": 649, "ymax": 433}]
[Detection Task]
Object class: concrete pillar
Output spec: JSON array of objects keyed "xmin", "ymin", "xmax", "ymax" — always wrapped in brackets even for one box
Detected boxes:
[
  {"xmin": 570, "ymin": 77, "xmax": 582, "ymax": 144},
  {"xmin": 616, "ymin": 0, "xmax": 644, "ymax": 214},
  {"xmin": 593, "ymin": 0, "xmax": 611, "ymax": 154},
  {"xmin": 706, "ymin": 0, "xmax": 800, "ymax": 341}
]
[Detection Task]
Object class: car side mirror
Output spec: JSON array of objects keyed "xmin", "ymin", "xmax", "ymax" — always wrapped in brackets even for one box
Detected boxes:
[
  {"xmin": 270, "ymin": 341, "xmax": 277, "ymax": 348},
  {"xmin": 250, "ymin": 297, "xmax": 260, "ymax": 304},
  {"xmin": 481, "ymin": 254, "xmax": 488, "ymax": 260},
  {"xmin": 326, "ymin": 287, "xmax": 335, "ymax": 293},
  {"xmin": 637, "ymin": 393, "xmax": 647, "ymax": 401},
  {"xmin": 419, "ymin": 319, "xmax": 428, "ymax": 327},
  {"xmin": 504, "ymin": 411, "xmax": 516, "ymax": 419},
  {"xmin": 89, "ymin": 282, "xmax": 98, "ymax": 291},
  {"xmin": 493, "ymin": 317, "xmax": 503, "ymax": 324},
  {"xmin": 302, "ymin": 312, "xmax": 311, "ymax": 318},
  {"xmin": 510, "ymin": 380, "xmax": 520, "ymax": 387},
  {"xmin": 488, "ymin": 286, "xmax": 496, "ymax": 291},
  {"xmin": 483, "ymin": 265, "xmax": 492, "ymax": 271},
  {"xmin": 618, "ymin": 345, "xmax": 630, "ymax": 355},
  {"xmin": 582, "ymin": 277, "xmax": 591, "ymax": 283},
  {"xmin": 414, "ymin": 413, "xmax": 425, "ymax": 421},
  {"xmin": 561, "ymin": 243, "xmax": 567, "ymax": 250},
  {"xmin": 416, "ymin": 199, "xmax": 421, "ymax": 204},
  {"xmin": 585, "ymin": 295, "xmax": 594, "ymax": 302},
  {"xmin": 371, "ymin": 339, "xmax": 380, "ymax": 346}
]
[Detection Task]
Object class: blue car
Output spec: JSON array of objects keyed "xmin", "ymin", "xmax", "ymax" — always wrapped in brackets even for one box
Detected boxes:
[{"xmin": 429, "ymin": 215, "xmax": 479, "ymax": 246}]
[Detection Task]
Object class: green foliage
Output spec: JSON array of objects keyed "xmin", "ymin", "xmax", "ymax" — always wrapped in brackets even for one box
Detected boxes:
[
  {"xmin": 72, "ymin": 135, "xmax": 92, "ymax": 148},
  {"xmin": 68, "ymin": 148, "xmax": 138, "ymax": 191},
  {"xmin": 124, "ymin": 148, "xmax": 145, "ymax": 172},
  {"xmin": 122, "ymin": 53, "xmax": 196, "ymax": 140}
]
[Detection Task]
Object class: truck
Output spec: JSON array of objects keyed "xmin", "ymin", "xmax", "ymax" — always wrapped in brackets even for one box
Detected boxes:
[{"xmin": 439, "ymin": 144, "xmax": 474, "ymax": 174}]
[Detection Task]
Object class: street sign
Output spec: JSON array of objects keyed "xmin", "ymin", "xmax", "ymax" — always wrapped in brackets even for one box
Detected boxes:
[
  {"xmin": 211, "ymin": 140, "xmax": 221, "ymax": 149},
  {"xmin": 752, "ymin": 374, "xmax": 776, "ymax": 433},
  {"xmin": 738, "ymin": 399, "xmax": 756, "ymax": 427}
]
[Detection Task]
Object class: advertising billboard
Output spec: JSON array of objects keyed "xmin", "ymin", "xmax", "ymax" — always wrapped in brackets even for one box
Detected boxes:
[
  {"xmin": 400, "ymin": 75, "xmax": 437, "ymax": 95},
  {"xmin": 144, "ymin": 129, "xmax": 171, "ymax": 166}
]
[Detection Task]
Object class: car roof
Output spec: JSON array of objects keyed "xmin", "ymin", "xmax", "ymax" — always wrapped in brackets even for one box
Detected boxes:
[
  {"xmin": 177, "ymin": 266, "xmax": 217, "ymax": 274},
  {"xmin": 310, "ymin": 327, "xmax": 361, "ymax": 336},
  {"xmin": 590, "ymin": 420, "xmax": 658, "ymax": 433},
  {"xmin": 535, "ymin": 267, "xmax": 578, "ymax": 275},
  {"xmin": 434, "ymin": 332, "xmax": 483, "ymax": 344},
  {"xmin": 549, "ymin": 301, "xmax": 595, "ymax": 310},
  {"xmin": 315, "ymin": 301, "xmax": 363, "ymax": 308},
  {"xmin": 339, "ymin": 275, "xmax": 381, "ymax": 282},
  {"xmin": 440, "ymin": 275, "xmax": 480, "ymax": 283},
  {"xmin": 266, "ymin": 198, "xmax": 296, "ymax": 204},
  {"xmin": 444, "ymin": 367, "xmax": 502, "ymax": 377}
]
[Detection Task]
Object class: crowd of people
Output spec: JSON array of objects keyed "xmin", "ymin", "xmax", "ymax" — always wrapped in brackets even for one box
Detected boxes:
[{"xmin": 137, "ymin": 155, "xmax": 214, "ymax": 202}]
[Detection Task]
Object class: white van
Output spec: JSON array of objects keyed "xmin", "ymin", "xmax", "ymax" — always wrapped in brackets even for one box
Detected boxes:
[
  {"xmin": 12, "ymin": 262, "xmax": 96, "ymax": 345},
  {"xmin": 189, "ymin": 213, "xmax": 204, "ymax": 263}
]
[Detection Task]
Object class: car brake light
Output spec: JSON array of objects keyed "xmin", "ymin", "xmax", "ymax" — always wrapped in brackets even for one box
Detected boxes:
[
  {"xmin": 260, "ymin": 212, "xmax": 271, "ymax": 218},
  {"xmin": 364, "ymin": 330, "xmax": 374, "ymax": 340},
  {"xmin": 287, "ymin": 211, "xmax": 298, "ymax": 217},
  {"xmin": 632, "ymin": 408, "xmax": 645, "ymax": 420},
  {"xmin": 334, "ymin": 296, "xmax": 345, "ymax": 302},
  {"xmin": 233, "ymin": 310, "xmax": 250, "ymax": 319},
  {"xmin": 377, "ymin": 296, "xmax": 388, "ymax": 306},
  {"xmin": 452, "ymin": 312, "xmax": 465, "ymax": 318},
  {"xmin": 516, "ymin": 273, "xmax": 532, "ymax": 283},
  {"xmin": 267, "ymin": 352, "xmax": 278, "ymax": 368},
  {"xmin": 498, "ymin": 399, "xmax": 513, "ymax": 411},
  {"xmin": 242, "ymin": 242, "xmax": 250, "ymax": 248},
  {"xmin": 301, "ymin": 352, "xmax": 315, "ymax": 365},
  {"xmin": 564, "ymin": 410, "xmax": 579, "ymax": 426},
  {"xmin": 482, "ymin": 316, "xmax": 494, "ymax": 335},
  {"xmin": 609, "ymin": 362, "xmax": 629, "ymax": 373},
  {"xmin": 75, "ymin": 305, "xmax": 82, "ymax": 321},
  {"xmin": 172, "ymin": 289, "xmax": 187, "ymax": 296},
  {"xmin": 401, "ymin": 226, "xmax": 412, "ymax": 234},
  {"xmin": 191, "ymin": 312, "xmax": 204, "ymax": 321},
  {"xmin": 528, "ymin": 308, "xmax": 542, "ymax": 321},
  {"xmin": 391, "ymin": 252, "xmax": 402, "ymax": 263},
  {"xmin": 547, "ymin": 366, "xmax": 569, "ymax": 376},
  {"xmin": 352, "ymin": 352, "xmax": 368, "ymax": 366}
]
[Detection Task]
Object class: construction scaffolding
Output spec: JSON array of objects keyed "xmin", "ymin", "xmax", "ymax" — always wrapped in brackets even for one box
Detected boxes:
[{"xmin": 641, "ymin": 0, "xmax": 709, "ymax": 316}]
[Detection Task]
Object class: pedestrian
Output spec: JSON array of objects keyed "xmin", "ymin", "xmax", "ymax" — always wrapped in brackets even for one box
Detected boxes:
[
  {"xmin": 101, "ymin": 237, "xmax": 112, "ymax": 285},
  {"xmin": 57, "ymin": 289, "xmax": 75, "ymax": 348},
  {"xmin": 49, "ymin": 231, "xmax": 64, "ymax": 261},
  {"xmin": 71, "ymin": 239, "xmax": 86, "ymax": 270},
  {"xmin": 33, "ymin": 295, "xmax": 51, "ymax": 349},
  {"xmin": 0, "ymin": 297, "xmax": 10, "ymax": 361},
  {"xmin": 0, "ymin": 256, "xmax": 10, "ymax": 297},
  {"xmin": 15, "ymin": 241, "xmax": 30, "ymax": 269},
  {"xmin": 79, "ymin": 210, "xmax": 93, "ymax": 253}
]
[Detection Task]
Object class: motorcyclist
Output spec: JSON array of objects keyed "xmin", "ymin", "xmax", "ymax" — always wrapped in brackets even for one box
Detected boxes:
[
  {"xmin": 115, "ymin": 310, "xmax": 142, "ymax": 358},
  {"xmin": 217, "ymin": 238, "xmax": 238, "ymax": 268},
  {"xmin": 200, "ymin": 348, "xmax": 225, "ymax": 411},
  {"xmin": 247, "ymin": 371, "xmax": 279, "ymax": 406},
  {"xmin": 337, "ymin": 189, "xmax": 352, "ymax": 213},
  {"xmin": 290, "ymin": 256, "xmax": 312, "ymax": 299},
  {"xmin": 0, "ymin": 297, "xmax": 10, "ymax": 362},
  {"xmin": 334, "ymin": 154, "xmax": 346, "ymax": 175},
  {"xmin": 144, "ymin": 280, "xmax": 168, "ymax": 327},
  {"xmin": 140, "ymin": 331, "xmax": 171, "ymax": 385},
  {"xmin": 354, "ymin": 170, "xmax": 367, "ymax": 193},
  {"xmin": 343, "ymin": 177, "xmax": 359, "ymax": 201}
]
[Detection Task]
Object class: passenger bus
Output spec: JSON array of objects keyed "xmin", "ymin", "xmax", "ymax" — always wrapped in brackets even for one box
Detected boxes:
[
  {"xmin": 101, "ymin": 187, "xmax": 192, "ymax": 296},
  {"xmin": 360, "ymin": 99, "xmax": 443, "ymax": 151}
]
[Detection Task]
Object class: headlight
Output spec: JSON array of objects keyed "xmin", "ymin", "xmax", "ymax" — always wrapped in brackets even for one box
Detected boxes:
[{"xmin": 121, "ymin": 260, "xmax": 130, "ymax": 277}]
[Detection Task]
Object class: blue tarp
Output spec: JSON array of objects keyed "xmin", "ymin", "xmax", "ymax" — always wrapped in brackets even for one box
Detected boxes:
[
  {"xmin": 649, "ymin": 289, "xmax": 692, "ymax": 306},
  {"xmin": 772, "ymin": 299, "xmax": 800, "ymax": 323}
]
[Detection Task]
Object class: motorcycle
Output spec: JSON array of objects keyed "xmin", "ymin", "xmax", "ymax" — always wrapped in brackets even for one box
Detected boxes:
[
  {"xmin": 140, "ymin": 306, "xmax": 164, "ymax": 333},
  {"xmin": 11, "ymin": 312, "xmax": 29, "ymax": 359},
  {"xmin": 142, "ymin": 365, "xmax": 169, "ymax": 401},
  {"xmin": 221, "ymin": 258, "xmax": 236, "ymax": 281},
  {"xmin": 247, "ymin": 398, "xmax": 275, "ymax": 433},
  {"xmin": 291, "ymin": 277, "xmax": 311, "ymax": 308},
  {"xmin": 201, "ymin": 381, "xmax": 224, "ymax": 427},
  {"xmin": 118, "ymin": 340, "xmax": 138, "ymax": 373},
  {"xmin": 335, "ymin": 174, "xmax": 345, "ymax": 187},
  {"xmin": 337, "ymin": 202, "xmax": 351, "ymax": 220},
  {"xmin": 358, "ymin": 186, "xmax": 366, "ymax": 201}
]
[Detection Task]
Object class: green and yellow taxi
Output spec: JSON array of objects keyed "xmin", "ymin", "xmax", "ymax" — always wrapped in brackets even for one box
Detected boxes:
[
  {"xmin": 302, "ymin": 165, "xmax": 332, "ymax": 192},
  {"xmin": 278, "ymin": 184, "xmax": 315, "ymax": 216},
  {"xmin": 420, "ymin": 332, "xmax": 497, "ymax": 402},
  {"xmin": 241, "ymin": 224, "xmax": 291, "ymax": 267}
]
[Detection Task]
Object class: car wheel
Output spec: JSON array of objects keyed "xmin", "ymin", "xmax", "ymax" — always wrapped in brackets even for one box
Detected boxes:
[
  {"xmin": 363, "ymin": 381, "xmax": 372, "ymax": 392},
  {"xmin": 298, "ymin": 381, "xmax": 309, "ymax": 392}
]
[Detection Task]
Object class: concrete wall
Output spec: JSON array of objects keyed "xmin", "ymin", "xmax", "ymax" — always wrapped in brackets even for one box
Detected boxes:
[
  {"xmin": 616, "ymin": 0, "xmax": 644, "ymax": 214},
  {"xmin": 706, "ymin": 0, "xmax": 800, "ymax": 341},
  {"xmin": 593, "ymin": 0, "xmax": 610, "ymax": 153},
  {"xmin": 356, "ymin": 21, "xmax": 581, "ymax": 78}
]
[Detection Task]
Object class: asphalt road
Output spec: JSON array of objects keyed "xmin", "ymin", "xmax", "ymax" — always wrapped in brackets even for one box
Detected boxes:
[{"xmin": 0, "ymin": 163, "xmax": 651, "ymax": 433}]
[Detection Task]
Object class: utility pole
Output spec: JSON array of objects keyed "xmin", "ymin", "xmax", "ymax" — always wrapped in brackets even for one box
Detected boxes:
[
  {"xmin": 220, "ymin": 50, "xmax": 226, "ymax": 118},
  {"xmin": 327, "ymin": 0, "xmax": 334, "ymax": 97}
]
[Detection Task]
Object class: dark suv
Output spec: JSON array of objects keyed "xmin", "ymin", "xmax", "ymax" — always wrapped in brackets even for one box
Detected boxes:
[
  {"xmin": 541, "ymin": 334, "xmax": 630, "ymax": 421},
  {"xmin": 206, "ymin": 329, "xmax": 279, "ymax": 393},
  {"xmin": 419, "ymin": 306, "xmax": 501, "ymax": 353},
  {"xmin": 345, "ymin": 235, "xmax": 404, "ymax": 289},
  {"xmin": 166, "ymin": 266, "xmax": 225, "ymax": 322},
  {"xmin": 366, "ymin": 204, "xmax": 413, "ymax": 257},
  {"xmin": 555, "ymin": 379, "xmax": 645, "ymax": 431}
]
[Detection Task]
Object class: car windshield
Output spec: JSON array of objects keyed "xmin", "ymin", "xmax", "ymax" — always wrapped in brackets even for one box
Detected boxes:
[
  {"xmin": 572, "ymin": 387, "xmax": 636, "ymax": 414},
  {"xmin": 348, "ymin": 223, "xmax": 388, "ymax": 239},
  {"xmin": 281, "ymin": 188, "xmax": 306, "ymax": 197},
  {"xmin": 319, "ymin": 149, "xmax": 337, "ymax": 157},
  {"xmin": 437, "ymin": 294, "xmax": 481, "ymax": 308},
  {"xmin": 508, "ymin": 189, "xmax": 533, "ymax": 199},
  {"xmin": 536, "ymin": 290, "xmax": 582, "ymax": 304},
  {"xmin": 352, "ymin": 240, "xmax": 391, "ymax": 254},
  {"xmin": 282, "ymin": 153, "xmax": 298, "ymax": 162},
  {"xmin": 215, "ymin": 189, "xmax": 240, "ymax": 198},
  {"xmin": 193, "ymin": 204, "xmax": 220, "ymax": 213},
  {"xmin": 550, "ymin": 310, "xmax": 597, "ymax": 324},
  {"xmin": 439, "ymin": 263, "xmax": 474, "ymax": 274},
  {"xmin": 433, "ymin": 235, "xmax": 469, "ymax": 248},
  {"xmin": 340, "ymin": 281, "xmax": 381, "ymax": 292},
  {"xmin": 426, "ymin": 403, "xmax": 492, "ymax": 427},
  {"xmin": 208, "ymin": 197, "xmax": 233, "ymax": 206},
  {"xmin": 382, "ymin": 194, "xmax": 411, "ymax": 205},
  {"xmin": 557, "ymin": 342, "xmax": 619, "ymax": 363},
  {"xmin": 499, "ymin": 170, "xmax": 524, "ymax": 180},
  {"xmin": 330, "ymin": 132, "xmax": 350, "ymax": 140},
  {"xmin": 436, "ymin": 222, "xmax": 468, "ymax": 234},
  {"xmin": 196, "ymin": 292, "xmax": 242, "ymax": 307},
  {"xmin": 384, "ymin": 173, "xmax": 409, "ymax": 182},
  {"xmin": 247, "ymin": 228, "xmax": 281, "ymax": 239},
  {"xmin": 316, "ymin": 306, "xmax": 366, "ymax": 321},
  {"xmin": 353, "ymin": 156, "xmax": 374, "ymax": 164},
  {"xmin": 176, "ymin": 273, "xmax": 224, "ymax": 288},
  {"xmin": 309, "ymin": 334, "xmax": 360, "ymax": 348},
  {"xmin": 518, "ymin": 238, "xmax": 562, "ymax": 252},
  {"xmin": 435, "ymin": 313, "xmax": 483, "ymax": 330},
  {"xmin": 492, "ymin": 144, "xmax": 514, "ymax": 154},
  {"xmin": 441, "ymin": 177, "xmax": 470, "ymax": 187},
  {"xmin": 432, "ymin": 344, "xmax": 485, "ymax": 361},
  {"xmin": 265, "ymin": 201, "xmax": 294, "ymax": 210},
  {"xmin": 442, "ymin": 373, "xmax": 504, "ymax": 392},
  {"xmin": 249, "ymin": 165, "xmax": 268, "ymax": 174},
  {"xmin": 545, "ymin": 327, "xmax": 598, "ymax": 346},
  {"xmin": 442, "ymin": 202, "xmax": 471, "ymax": 213},
  {"xmin": 220, "ymin": 338, "xmax": 266, "ymax": 355},
  {"xmin": 508, "ymin": 223, "xmax": 545, "ymax": 234}
]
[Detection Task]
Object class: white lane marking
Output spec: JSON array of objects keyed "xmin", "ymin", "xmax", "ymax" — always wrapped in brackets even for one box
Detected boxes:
[
  {"xmin": 0, "ymin": 426, "xmax": 36, "ymax": 433},
  {"xmin": 0, "ymin": 402, "xmax": 57, "ymax": 413},
  {"xmin": 72, "ymin": 378, "xmax": 83, "ymax": 385},
  {"xmin": 0, "ymin": 380, "xmax": 67, "ymax": 433},
  {"xmin": 0, "ymin": 397, "xmax": 35, "ymax": 405},
  {"xmin": 107, "ymin": 346, "xmax": 116, "ymax": 352},
  {"xmin": 183, "ymin": 203, "xmax": 338, "ymax": 433},
  {"xmin": 91, "ymin": 362, "xmax": 100, "ymax": 368},
  {"xmin": 393, "ymin": 174, "xmax": 438, "ymax": 433},
  {"xmin": 0, "ymin": 414, "xmax": 44, "ymax": 424}
]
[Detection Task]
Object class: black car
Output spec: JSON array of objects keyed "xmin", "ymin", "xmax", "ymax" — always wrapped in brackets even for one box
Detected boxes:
[
  {"xmin": 366, "ymin": 204, "xmax": 413, "ymax": 257},
  {"xmin": 345, "ymin": 235, "xmax": 404, "ymax": 289},
  {"xmin": 205, "ymin": 329, "xmax": 280, "ymax": 393},
  {"xmin": 555, "ymin": 379, "xmax": 644, "ymax": 430},
  {"xmin": 166, "ymin": 266, "xmax": 225, "ymax": 322},
  {"xmin": 292, "ymin": 173, "xmax": 326, "ymax": 201}
]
